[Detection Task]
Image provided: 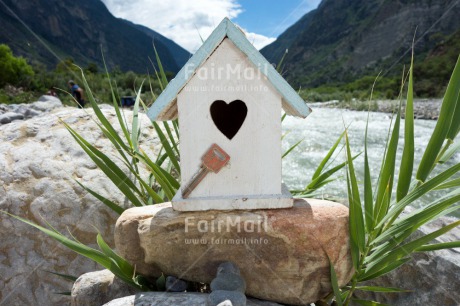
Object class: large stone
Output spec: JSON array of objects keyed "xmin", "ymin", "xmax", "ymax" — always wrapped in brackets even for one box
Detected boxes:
[
  {"xmin": 30, "ymin": 95, "xmax": 63, "ymax": 112},
  {"xmin": 103, "ymin": 292, "xmax": 284, "ymax": 306},
  {"xmin": 115, "ymin": 199, "xmax": 353, "ymax": 305},
  {"xmin": 208, "ymin": 290, "xmax": 247, "ymax": 306},
  {"xmin": 0, "ymin": 106, "xmax": 158, "ymax": 305},
  {"xmin": 0, "ymin": 111, "xmax": 24, "ymax": 124},
  {"xmin": 71, "ymin": 269, "xmax": 140, "ymax": 306},
  {"xmin": 1, "ymin": 96, "xmax": 63, "ymax": 125}
]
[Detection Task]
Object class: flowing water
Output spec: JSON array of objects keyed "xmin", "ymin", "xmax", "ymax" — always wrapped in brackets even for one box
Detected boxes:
[{"xmin": 281, "ymin": 107, "xmax": 460, "ymax": 217}]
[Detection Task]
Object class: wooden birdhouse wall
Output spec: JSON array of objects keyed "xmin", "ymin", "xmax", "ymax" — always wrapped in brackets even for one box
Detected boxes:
[{"xmin": 177, "ymin": 38, "xmax": 283, "ymax": 198}]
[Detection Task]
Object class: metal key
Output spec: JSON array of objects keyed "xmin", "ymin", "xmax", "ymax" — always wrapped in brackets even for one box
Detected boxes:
[{"xmin": 182, "ymin": 143, "xmax": 230, "ymax": 198}]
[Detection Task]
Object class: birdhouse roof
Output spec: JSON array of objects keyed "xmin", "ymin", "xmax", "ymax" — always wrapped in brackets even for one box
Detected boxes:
[{"xmin": 147, "ymin": 17, "xmax": 311, "ymax": 121}]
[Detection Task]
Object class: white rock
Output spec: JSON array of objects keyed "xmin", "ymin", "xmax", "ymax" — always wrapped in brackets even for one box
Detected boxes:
[
  {"xmin": 102, "ymin": 292, "xmax": 283, "ymax": 306},
  {"xmin": 0, "ymin": 112, "xmax": 24, "ymax": 124},
  {"xmin": 30, "ymin": 95, "xmax": 63, "ymax": 112},
  {"xmin": 0, "ymin": 106, "xmax": 158, "ymax": 305},
  {"xmin": 71, "ymin": 270, "xmax": 139, "ymax": 306}
]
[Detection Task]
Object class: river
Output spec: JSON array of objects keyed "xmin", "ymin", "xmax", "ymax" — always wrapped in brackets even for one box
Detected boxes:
[{"xmin": 282, "ymin": 107, "xmax": 460, "ymax": 217}]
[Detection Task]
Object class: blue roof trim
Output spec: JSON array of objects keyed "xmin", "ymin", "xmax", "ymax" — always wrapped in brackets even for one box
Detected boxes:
[{"xmin": 147, "ymin": 17, "xmax": 311, "ymax": 121}]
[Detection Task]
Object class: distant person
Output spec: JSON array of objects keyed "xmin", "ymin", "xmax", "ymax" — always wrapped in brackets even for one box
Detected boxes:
[{"xmin": 68, "ymin": 80, "xmax": 86, "ymax": 108}]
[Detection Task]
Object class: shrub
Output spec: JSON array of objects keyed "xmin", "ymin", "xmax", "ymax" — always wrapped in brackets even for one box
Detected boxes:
[{"xmin": 0, "ymin": 44, "xmax": 34, "ymax": 88}]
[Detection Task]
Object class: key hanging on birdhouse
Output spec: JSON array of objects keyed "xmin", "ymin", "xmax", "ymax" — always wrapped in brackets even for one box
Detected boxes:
[{"xmin": 182, "ymin": 144, "xmax": 230, "ymax": 199}]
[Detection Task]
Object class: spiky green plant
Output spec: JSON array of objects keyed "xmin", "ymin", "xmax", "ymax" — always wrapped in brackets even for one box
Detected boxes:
[{"xmin": 321, "ymin": 54, "xmax": 460, "ymax": 306}]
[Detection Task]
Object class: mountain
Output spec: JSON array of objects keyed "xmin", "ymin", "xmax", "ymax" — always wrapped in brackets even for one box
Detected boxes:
[
  {"xmin": 261, "ymin": 0, "xmax": 460, "ymax": 88},
  {"xmin": 122, "ymin": 20, "xmax": 191, "ymax": 68},
  {"xmin": 0, "ymin": 0, "xmax": 190, "ymax": 73}
]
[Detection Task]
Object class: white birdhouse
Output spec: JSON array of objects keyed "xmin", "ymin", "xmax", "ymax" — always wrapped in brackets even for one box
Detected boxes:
[{"xmin": 148, "ymin": 18, "xmax": 311, "ymax": 211}]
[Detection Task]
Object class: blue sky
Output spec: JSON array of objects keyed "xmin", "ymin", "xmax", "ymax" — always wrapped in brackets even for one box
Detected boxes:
[
  {"xmin": 233, "ymin": 0, "xmax": 319, "ymax": 38},
  {"xmin": 101, "ymin": 0, "xmax": 321, "ymax": 52}
]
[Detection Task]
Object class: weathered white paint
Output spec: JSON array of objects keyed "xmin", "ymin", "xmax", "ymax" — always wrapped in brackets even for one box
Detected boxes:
[
  {"xmin": 175, "ymin": 38, "xmax": 285, "ymax": 208},
  {"xmin": 172, "ymin": 184, "xmax": 293, "ymax": 211}
]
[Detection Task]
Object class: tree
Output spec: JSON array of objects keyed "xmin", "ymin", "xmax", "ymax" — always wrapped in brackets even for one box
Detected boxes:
[
  {"xmin": 0, "ymin": 44, "xmax": 34, "ymax": 87},
  {"xmin": 85, "ymin": 62, "xmax": 99, "ymax": 74}
]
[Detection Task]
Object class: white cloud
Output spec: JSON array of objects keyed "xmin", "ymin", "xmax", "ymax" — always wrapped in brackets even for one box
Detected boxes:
[
  {"xmin": 101, "ymin": 0, "xmax": 275, "ymax": 52},
  {"xmin": 245, "ymin": 31, "xmax": 276, "ymax": 50}
]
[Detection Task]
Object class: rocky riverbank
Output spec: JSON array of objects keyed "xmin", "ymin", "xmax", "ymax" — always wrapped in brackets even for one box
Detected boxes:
[
  {"xmin": 1, "ymin": 98, "xmax": 459, "ymax": 306},
  {"xmin": 312, "ymin": 99, "xmax": 442, "ymax": 120}
]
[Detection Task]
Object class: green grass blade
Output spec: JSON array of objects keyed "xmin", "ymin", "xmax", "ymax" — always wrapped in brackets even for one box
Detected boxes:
[
  {"xmin": 358, "ymin": 258, "xmax": 411, "ymax": 282},
  {"xmin": 373, "ymin": 190, "xmax": 460, "ymax": 245},
  {"xmin": 153, "ymin": 122, "xmax": 180, "ymax": 173},
  {"xmin": 156, "ymin": 152, "xmax": 169, "ymax": 167},
  {"xmin": 439, "ymin": 141, "xmax": 460, "ymax": 164},
  {"xmin": 156, "ymin": 274, "xmax": 166, "ymax": 291},
  {"xmin": 65, "ymin": 123, "xmax": 144, "ymax": 195},
  {"xmin": 352, "ymin": 299, "xmax": 390, "ymax": 306},
  {"xmin": 364, "ymin": 112, "xmax": 373, "ymax": 231},
  {"xmin": 367, "ymin": 205, "xmax": 460, "ymax": 265},
  {"xmin": 281, "ymin": 112, "xmax": 287, "ymax": 122},
  {"xmin": 375, "ymin": 110, "xmax": 400, "ymax": 223},
  {"xmin": 163, "ymin": 121, "xmax": 179, "ymax": 156},
  {"xmin": 327, "ymin": 254, "xmax": 343, "ymax": 306},
  {"xmin": 434, "ymin": 177, "xmax": 460, "ymax": 190},
  {"xmin": 153, "ymin": 43, "xmax": 169, "ymax": 89},
  {"xmin": 74, "ymin": 180, "xmax": 125, "ymax": 215},
  {"xmin": 131, "ymin": 83, "xmax": 143, "ymax": 152},
  {"xmin": 149, "ymin": 56, "xmax": 164, "ymax": 92},
  {"xmin": 129, "ymin": 167, "xmax": 167, "ymax": 203},
  {"xmin": 445, "ymin": 55, "xmax": 460, "ymax": 140},
  {"xmin": 416, "ymin": 241, "xmax": 460, "ymax": 252},
  {"xmin": 283, "ymin": 138, "xmax": 303, "ymax": 158},
  {"xmin": 380, "ymin": 162, "xmax": 460, "ymax": 227},
  {"xmin": 345, "ymin": 132, "xmax": 365, "ymax": 252},
  {"xmin": 96, "ymin": 233, "xmax": 134, "ymax": 278},
  {"xmin": 366, "ymin": 204, "xmax": 460, "ymax": 264},
  {"xmin": 276, "ymin": 49, "xmax": 288, "ymax": 73},
  {"xmin": 355, "ymin": 286, "xmax": 410, "ymax": 293},
  {"xmin": 364, "ymin": 220, "xmax": 460, "ymax": 277},
  {"xmin": 101, "ymin": 50, "xmax": 132, "ymax": 145},
  {"xmin": 1, "ymin": 212, "xmax": 112, "ymax": 267},
  {"xmin": 172, "ymin": 119, "xmax": 180, "ymax": 140},
  {"xmin": 78, "ymin": 69, "xmax": 130, "ymax": 152},
  {"xmin": 43, "ymin": 270, "xmax": 78, "ymax": 282},
  {"xmin": 312, "ymin": 131, "xmax": 345, "ymax": 180},
  {"xmin": 346, "ymin": 170, "xmax": 360, "ymax": 269},
  {"xmin": 64, "ymin": 124, "xmax": 145, "ymax": 207},
  {"xmin": 91, "ymin": 122, "xmax": 131, "ymax": 164},
  {"xmin": 416, "ymin": 55, "xmax": 460, "ymax": 182},
  {"xmin": 137, "ymin": 150, "xmax": 180, "ymax": 189},
  {"xmin": 307, "ymin": 154, "xmax": 359, "ymax": 190},
  {"xmin": 397, "ymin": 52, "xmax": 414, "ymax": 201},
  {"xmin": 345, "ymin": 131, "xmax": 366, "ymax": 268}
]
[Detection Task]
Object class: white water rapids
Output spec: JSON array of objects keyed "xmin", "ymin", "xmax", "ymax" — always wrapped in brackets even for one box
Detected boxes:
[{"xmin": 282, "ymin": 107, "xmax": 460, "ymax": 217}]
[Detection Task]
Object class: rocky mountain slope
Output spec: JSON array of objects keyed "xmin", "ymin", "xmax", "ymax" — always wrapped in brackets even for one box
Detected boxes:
[
  {"xmin": 261, "ymin": 0, "xmax": 460, "ymax": 88},
  {"xmin": 0, "ymin": 0, "xmax": 190, "ymax": 73},
  {"xmin": 122, "ymin": 20, "xmax": 191, "ymax": 69}
]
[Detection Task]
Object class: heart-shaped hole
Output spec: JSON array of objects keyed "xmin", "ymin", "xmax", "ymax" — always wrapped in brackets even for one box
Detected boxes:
[{"xmin": 210, "ymin": 100, "xmax": 248, "ymax": 140}]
